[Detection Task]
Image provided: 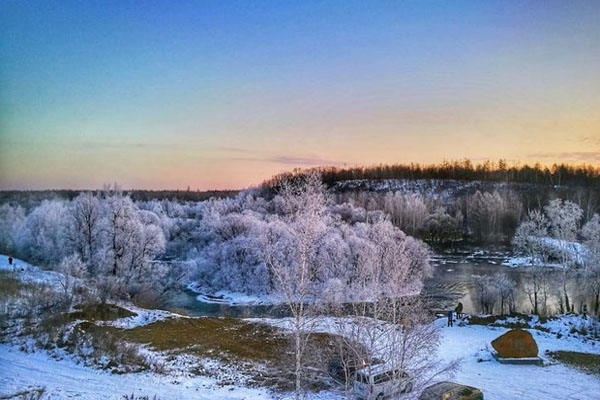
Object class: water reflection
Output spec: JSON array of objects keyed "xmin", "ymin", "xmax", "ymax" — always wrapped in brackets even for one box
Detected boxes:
[{"xmin": 170, "ymin": 252, "xmax": 594, "ymax": 318}]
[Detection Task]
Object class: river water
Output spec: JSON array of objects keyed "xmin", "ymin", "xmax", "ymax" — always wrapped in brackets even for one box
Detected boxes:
[{"xmin": 170, "ymin": 250, "xmax": 593, "ymax": 318}]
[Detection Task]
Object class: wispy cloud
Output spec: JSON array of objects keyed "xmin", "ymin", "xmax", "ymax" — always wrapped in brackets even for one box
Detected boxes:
[
  {"xmin": 527, "ymin": 151, "xmax": 600, "ymax": 164},
  {"xmin": 226, "ymin": 154, "xmax": 344, "ymax": 166},
  {"xmin": 577, "ymin": 136, "xmax": 600, "ymax": 146},
  {"xmin": 218, "ymin": 146, "xmax": 344, "ymax": 166}
]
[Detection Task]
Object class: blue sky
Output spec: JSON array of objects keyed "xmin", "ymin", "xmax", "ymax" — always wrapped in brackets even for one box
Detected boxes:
[{"xmin": 1, "ymin": 1, "xmax": 599, "ymax": 189}]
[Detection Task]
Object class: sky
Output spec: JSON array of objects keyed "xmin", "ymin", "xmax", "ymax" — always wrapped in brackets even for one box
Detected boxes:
[{"xmin": 1, "ymin": 1, "xmax": 599, "ymax": 190}]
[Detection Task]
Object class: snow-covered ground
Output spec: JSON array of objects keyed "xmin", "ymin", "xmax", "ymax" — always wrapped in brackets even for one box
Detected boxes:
[
  {"xmin": 0, "ymin": 344, "xmax": 276, "ymax": 400},
  {"xmin": 502, "ymin": 237, "xmax": 588, "ymax": 268},
  {"xmin": 3, "ymin": 254, "xmax": 599, "ymax": 399},
  {"xmin": 0, "ymin": 255, "xmax": 64, "ymax": 289},
  {"xmin": 188, "ymin": 282, "xmax": 279, "ymax": 306},
  {"xmin": 254, "ymin": 316, "xmax": 600, "ymax": 400},
  {"xmin": 438, "ymin": 320, "xmax": 600, "ymax": 400}
]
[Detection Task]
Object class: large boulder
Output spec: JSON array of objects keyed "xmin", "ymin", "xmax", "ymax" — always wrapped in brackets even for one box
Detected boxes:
[
  {"xmin": 419, "ymin": 382, "xmax": 483, "ymax": 400},
  {"xmin": 491, "ymin": 329, "xmax": 538, "ymax": 358}
]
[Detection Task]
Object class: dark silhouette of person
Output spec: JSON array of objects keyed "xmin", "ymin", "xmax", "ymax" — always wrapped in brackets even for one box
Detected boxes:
[
  {"xmin": 447, "ymin": 310, "xmax": 454, "ymax": 327},
  {"xmin": 455, "ymin": 302, "xmax": 463, "ymax": 318},
  {"xmin": 8, "ymin": 256, "xmax": 13, "ymax": 266},
  {"xmin": 582, "ymin": 304, "xmax": 588, "ymax": 320}
]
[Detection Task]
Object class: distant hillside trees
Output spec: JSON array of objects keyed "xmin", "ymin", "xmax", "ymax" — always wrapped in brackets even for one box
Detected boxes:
[{"xmin": 264, "ymin": 160, "xmax": 600, "ymax": 189}]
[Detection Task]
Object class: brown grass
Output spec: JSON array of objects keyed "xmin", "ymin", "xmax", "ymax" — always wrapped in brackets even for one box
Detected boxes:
[
  {"xmin": 124, "ymin": 317, "xmax": 286, "ymax": 362},
  {"xmin": 121, "ymin": 317, "xmax": 340, "ymax": 390},
  {"xmin": 468, "ymin": 314, "xmax": 551, "ymax": 332},
  {"xmin": 549, "ymin": 351, "xmax": 600, "ymax": 376},
  {"xmin": 0, "ymin": 271, "xmax": 26, "ymax": 299}
]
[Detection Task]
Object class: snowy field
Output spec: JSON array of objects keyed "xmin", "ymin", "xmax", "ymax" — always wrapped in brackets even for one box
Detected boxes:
[
  {"xmin": 254, "ymin": 316, "xmax": 600, "ymax": 400},
  {"xmin": 2, "ymin": 254, "xmax": 599, "ymax": 399},
  {"xmin": 2, "ymin": 320, "xmax": 598, "ymax": 400},
  {"xmin": 0, "ymin": 344, "xmax": 275, "ymax": 400},
  {"xmin": 437, "ymin": 320, "xmax": 600, "ymax": 400}
]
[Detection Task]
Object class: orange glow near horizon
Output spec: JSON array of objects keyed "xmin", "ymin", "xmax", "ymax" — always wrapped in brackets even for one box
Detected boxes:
[{"xmin": 1, "ymin": 1, "xmax": 599, "ymax": 190}]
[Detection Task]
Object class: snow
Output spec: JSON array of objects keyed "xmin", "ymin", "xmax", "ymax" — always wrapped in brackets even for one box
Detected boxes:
[
  {"xmin": 4, "ymin": 253, "xmax": 599, "ymax": 399},
  {"xmin": 437, "ymin": 319, "xmax": 600, "ymax": 400},
  {"xmin": 503, "ymin": 237, "xmax": 589, "ymax": 268},
  {"xmin": 101, "ymin": 304, "xmax": 182, "ymax": 329},
  {"xmin": 199, "ymin": 291, "xmax": 277, "ymax": 306},
  {"xmin": 187, "ymin": 283, "xmax": 279, "ymax": 306},
  {"xmin": 0, "ymin": 344, "xmax": 275, "ymax": 400},
  {"xmin": 254, "ymin": 316, "xmax": 600, "ymax": 400},
  {"xmin": 0, "ymin": 254, "xmax": 63, "ymax": 289}
]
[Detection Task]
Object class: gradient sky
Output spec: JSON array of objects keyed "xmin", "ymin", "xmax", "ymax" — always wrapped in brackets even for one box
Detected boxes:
[{"xmin": 1, "ymin": 1, "xmax": 599, "ymax": 190}]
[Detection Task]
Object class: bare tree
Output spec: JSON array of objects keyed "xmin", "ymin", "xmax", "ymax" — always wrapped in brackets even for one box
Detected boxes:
[
  {"xmin": 258, "ymin": 173, "xmax": 330, "ymax": 398},
  {"xmin": 66, "ymin": 193, "xmax": 103, "ymax": 273},
  {"xmin": 493, "ymin": 273, "xmax": 516, "ymax": 315},
  {"xmin": 583, "ymin": 214, "xmax": 600, "ymax": 315},
  {"xmin": 513, "ymin": 210, "xmax": 549, "ymax": 315},
  {"xmin": 545, "ymin": 199, "xmax": 583, "ymax": 312}
]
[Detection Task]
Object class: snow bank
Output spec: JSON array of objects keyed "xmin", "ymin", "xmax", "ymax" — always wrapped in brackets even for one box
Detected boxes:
[
  {"xmin": 0, "ymin": 344, "xmax": 276, "ymax": 400},
  {"xmin": 503, "ymin": 238, "xmax": 589, "ymax": 268},
  {"xmin": 100, "ymin": 305, "xmax": 183, "ymax": 329},
  {"xmin": 188, "ymin": 283, "xmax": 279, "ymax": 306},
  {"xmin": 0, "ymin": 254, "xmax": 64, "ymax": 289}
]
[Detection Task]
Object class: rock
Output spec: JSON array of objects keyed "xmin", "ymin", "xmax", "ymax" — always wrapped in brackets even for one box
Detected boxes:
[
  {"xmin": 491, "ymin": 329, "xmax": 538, "ymax": 358},
  {"xmin": 419, "ymin": 382, "xmax": 483, "ymax": 400}
]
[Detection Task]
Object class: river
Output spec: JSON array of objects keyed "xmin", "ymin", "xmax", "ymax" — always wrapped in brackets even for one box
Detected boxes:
[{"xmin": 169, "ymin": 249, "xmax": 593, "ymax": 317}]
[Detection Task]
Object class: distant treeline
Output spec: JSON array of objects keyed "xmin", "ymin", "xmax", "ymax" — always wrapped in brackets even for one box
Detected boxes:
[
  {"xmin": 0, "ymin": 189, "xmax": 239, "ymax": 209},
  {"xmin": 263, "ymin": 160, "xmax": 600, "ymax": 189}
]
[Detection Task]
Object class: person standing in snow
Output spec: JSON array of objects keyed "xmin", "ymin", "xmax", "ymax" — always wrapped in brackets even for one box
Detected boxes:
[
  {"xmin": 455, "ymin": 302, "xmax": 463, "ymax": 319},
  {"xmin": 8, "ymin": 256, "xmax": 13, "ymax": 270},
  {"xmin": 582, "ymin": 304, "xmax": 588, "ymax": 320},
  {"xmin": 447, "ymin": 310, "xmax": 454, "ymax": 327}
]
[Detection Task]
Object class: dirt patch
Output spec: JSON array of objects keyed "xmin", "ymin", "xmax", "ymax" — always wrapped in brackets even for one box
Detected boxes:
[{"xmin": 549, "ymin": 351, "xmax": 600, "ymax": 376}]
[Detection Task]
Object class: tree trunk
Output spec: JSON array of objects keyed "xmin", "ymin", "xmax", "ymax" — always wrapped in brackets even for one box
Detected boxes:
[
  {"xmin": 563, "ymin": 280, "xmax": 570, "ymax": 314},
  {"xmin": 295, "ymin": 315, "xmax": 302, "ymax": 399}
]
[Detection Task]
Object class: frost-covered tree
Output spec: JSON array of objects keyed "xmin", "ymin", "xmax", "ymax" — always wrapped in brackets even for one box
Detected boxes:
[
  {"xmin": 419, "ymin": 207, "xmax": 462, "ymax": 243},
  {"xmin": 383, "ymin": 192, "xmax": 429, "ymax": 236},
  {"xmin": 258, "ymin": 173, "xmax": 330, "ymax": 398},
  {"xmin": 545, "ymin": 199, "xmax": 583, "ymax": 312},
  {"xmin": 469, "ymin": 191, "xmax": 522, "ymax": 243},
  {"xmin": 513, "ymin": 210, "xmax": 550, "ymax": 315},
  {"xmin": 0, "ymin": 204, "xmax": 25, "ymax": 254},
  {"xmin": 56, "ymin": 254, "xmax": 86, "ymax": 306},
  {"xmin": 582, "ymin": 214, "xmax": 600, "ymax": 314},
  {"xmin": 65, "ymin": 193, "xmax": 103, "ymax": 273},
  {"xmin": 17, "ymin": 200, "xmax": 69, "ymax": 265},
  {"xmin": 472, "ymin": 275, "xmax": 496, "ymax": 314}
]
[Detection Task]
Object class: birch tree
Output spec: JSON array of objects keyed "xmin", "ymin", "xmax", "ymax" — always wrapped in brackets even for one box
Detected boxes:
[{"xmin": 258, "ymin": 173, "xmax": 330, "ymax": 398}]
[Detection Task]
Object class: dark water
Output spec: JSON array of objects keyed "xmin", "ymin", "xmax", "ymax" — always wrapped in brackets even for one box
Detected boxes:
[
  {"xmin": 168, "ymin": 290, "xmax": 282, "ymax": 318},
  {"xmin": 424, "ymin": 252, "xmax": 592, "ymax": 315},
  {"xmin": 170, "ymin": 251, "xmax": 592, "ymax": 317}
]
